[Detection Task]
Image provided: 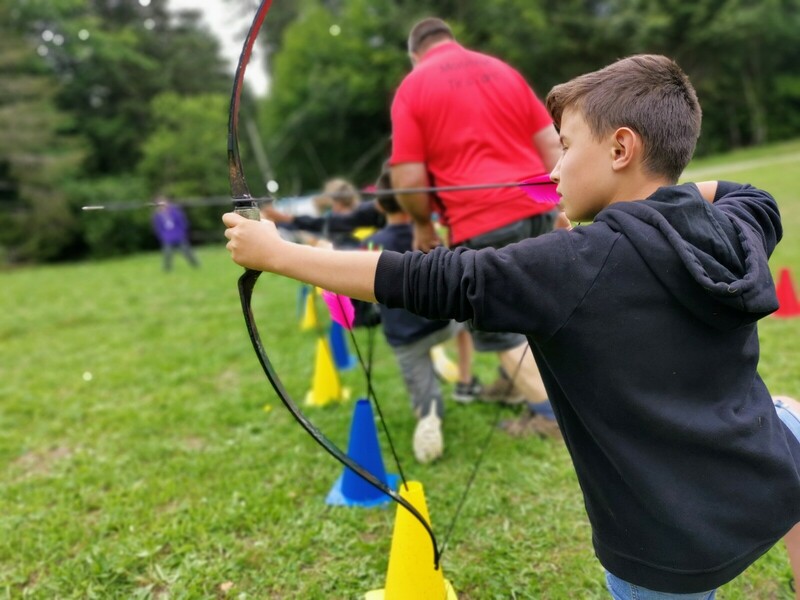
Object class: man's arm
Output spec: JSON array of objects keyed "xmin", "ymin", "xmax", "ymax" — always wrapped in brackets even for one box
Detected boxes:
[
  {"xmin": 532, "ymin": 125, "xmax": 562, "ymax": 172},
  {"xmin": 223, "ymin": 212, "xmax": 379, "ymax": 302},
  {"xmin": 391, "ymin": 162, "xmax": 442, "ymax": 251}
]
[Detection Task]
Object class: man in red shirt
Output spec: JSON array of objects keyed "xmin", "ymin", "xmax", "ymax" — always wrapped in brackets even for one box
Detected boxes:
[{"xmin": 390, "ymin": 17, "xmax": 564, "ymax": 435}]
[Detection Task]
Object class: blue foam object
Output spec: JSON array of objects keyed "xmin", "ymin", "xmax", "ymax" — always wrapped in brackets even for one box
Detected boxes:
[
  {"xmin": 326, "ymin": 398, "xmax": 398, "ymax": 507},
  {"xmin": 297, "ymin": 284, "xmax": 310, "ymax": 318},
  {"xmin": 328, "ymin": 321, "xmax": 357, "ymax": 371}
]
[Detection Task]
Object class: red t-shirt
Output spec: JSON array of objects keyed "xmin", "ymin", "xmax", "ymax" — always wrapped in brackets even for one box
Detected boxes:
[{"xmin": 390, "ymin": 42, "xmax": 554, "ymax": 244}]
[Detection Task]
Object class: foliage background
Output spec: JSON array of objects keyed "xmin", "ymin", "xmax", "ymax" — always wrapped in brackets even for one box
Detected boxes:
[{"xmin": 1, "ymin": 0, "xmax": 800, "ymax": 263}]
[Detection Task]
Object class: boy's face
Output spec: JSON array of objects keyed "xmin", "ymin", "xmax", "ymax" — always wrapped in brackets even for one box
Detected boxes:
[{"xmin": 550, "ymin": 108, "xmax": 615, "ymax": 222}]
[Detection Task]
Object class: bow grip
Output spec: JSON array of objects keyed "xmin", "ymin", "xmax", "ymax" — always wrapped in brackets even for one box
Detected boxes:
[{"xmin": 234, "ymin": 200, "xmax": 260, "ymax": 222}]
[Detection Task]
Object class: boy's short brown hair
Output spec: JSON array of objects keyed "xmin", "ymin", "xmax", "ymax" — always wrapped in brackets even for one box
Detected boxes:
[
  {"xmin": 407, "ymin": 17, "xmax": 454, "ymax": 55},
  {"xmin": 546, "ymin": 54, "xmax": 701, "ymax": 182}
]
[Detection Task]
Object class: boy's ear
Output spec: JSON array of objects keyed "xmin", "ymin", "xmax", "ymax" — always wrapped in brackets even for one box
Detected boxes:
[{"xmin": 610, "ymin": 127, "xmax": 640, "ymax": 171}]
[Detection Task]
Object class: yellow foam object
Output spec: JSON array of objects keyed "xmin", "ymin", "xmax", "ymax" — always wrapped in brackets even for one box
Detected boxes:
[
  {"xmin": 430, "ymin": 344, "xmax": 459, "ymax": 384},
  {"xmin": 365, "ymin": 481, "xmax": 457, "ymax": 600},
  {"xmin": 300, "ymin": 289, "xmax": 318, "ymax": 331},
  {"xmin": 352, "ymin": 226, "xmax": 378, "ymax": 241},
  {"xmin": 304, "ymin": 337, "xmax": 345, "ymax": 407}
]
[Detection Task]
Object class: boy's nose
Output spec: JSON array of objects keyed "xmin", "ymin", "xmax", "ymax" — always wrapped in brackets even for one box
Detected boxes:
[{"xmin": 549, "ymin": 160, "xmax": 561, "ymax": 184}]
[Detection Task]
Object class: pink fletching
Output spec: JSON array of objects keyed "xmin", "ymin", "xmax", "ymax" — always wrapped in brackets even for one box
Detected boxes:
[
  {"xmin": 520, "ymin": 174, "xmax": 559, "ymax": 205},
  {"xmin": 322, "ymin": 290, "xmax": 355, "ymax": 330}
]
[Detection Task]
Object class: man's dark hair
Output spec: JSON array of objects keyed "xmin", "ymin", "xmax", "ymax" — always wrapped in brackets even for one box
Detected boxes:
[
  {"xmin": 407, "ymin": 17, "xmax": 454, "ymax": 55},
  {"xmin": 375, "ymin": 167, "xmax": 403, "ymax": 214},
  {"xmin": 546, "ymin": 54, "xmax": 701, "ymax": 182}
]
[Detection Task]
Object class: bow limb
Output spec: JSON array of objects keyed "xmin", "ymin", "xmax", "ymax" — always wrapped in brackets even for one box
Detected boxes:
[{"xmin": 226, "ymin": 0, "xmax": 440, "ymax": 569}]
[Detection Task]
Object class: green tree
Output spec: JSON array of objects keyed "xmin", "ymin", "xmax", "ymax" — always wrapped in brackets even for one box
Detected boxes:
[
  {"xmin": 1, "ymin": 0, "xmax": 237, "ymax": 263},
  {"xmin": 262, "ymin": 0, "xmax": 407, "ymax": 191},
  {"xmin": 138, "ymin": 92, "xmax": 231, "ymax": 238},
  {"xmin": 605, "ymin": 0, "xmax": 800, "ymax": 152},
  {"xmin": 139, "ymin": 92, "xmax": 230, "ymax": 199},
  {"xmin": 0, "ymin": 14, "xmax": 85, "ymax": 263},
  {"xmin": 17, "ymin": 0, "xmax": 230, "ymax": 175}
]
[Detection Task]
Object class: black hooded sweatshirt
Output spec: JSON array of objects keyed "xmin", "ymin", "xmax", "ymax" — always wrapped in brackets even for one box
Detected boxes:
[{"xmin": 374, "ymin": 182, "xmax": 800, "ymax": 593}]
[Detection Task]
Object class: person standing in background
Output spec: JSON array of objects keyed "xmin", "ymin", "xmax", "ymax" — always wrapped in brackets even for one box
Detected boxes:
[
  {"xmin": 389, "ymin": 17, "xmax": 565, "ymax": 437},
  {"xmin": 152, "ymin": 196, "xmax": 199, "ymax": 272}
]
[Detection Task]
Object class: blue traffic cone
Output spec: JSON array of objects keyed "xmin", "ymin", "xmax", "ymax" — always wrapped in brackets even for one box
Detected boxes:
[
  {"xmin": 326, "ymin": 398, "xmax": 399, "ymax": 507},
  {"xmin": 329, "ymin": 321, "xmax": 357, "ymax": 371},
  {"xmin": 297, "ymin": 284, "xmax": 310, "ymax": 319}
]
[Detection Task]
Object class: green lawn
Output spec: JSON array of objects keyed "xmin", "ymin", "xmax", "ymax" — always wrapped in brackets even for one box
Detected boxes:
[{"xmin": 1, "ymin": 141, "xmax": 799, "ymax": 599}]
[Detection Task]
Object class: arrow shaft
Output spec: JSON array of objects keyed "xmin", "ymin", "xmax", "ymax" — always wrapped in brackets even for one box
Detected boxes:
[{"xmin": 82, "ymin": 179, "xmax": 554, "ymax": 211}]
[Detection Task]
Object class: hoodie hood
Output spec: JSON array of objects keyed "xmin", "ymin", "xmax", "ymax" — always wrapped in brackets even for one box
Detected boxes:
[{"xmin": 595, "ymin": 183, "xmax": 780, "ymax": 330}]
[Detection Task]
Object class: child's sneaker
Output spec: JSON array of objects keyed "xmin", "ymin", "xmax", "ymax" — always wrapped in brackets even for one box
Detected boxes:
[
  {"xmin": 499, "ymin": 410, "xmax": 562, "ymax": 441},
  {"xmin": 481, "ymin": 367, "xmax": 525, "ymax": 405},
  {"xmin": 452, "ymin": 376, "xmax": 483, "ymax": 403},
  {"xmin": 413, "ymin": 405, "xmax": 444, "ymax": 464}
]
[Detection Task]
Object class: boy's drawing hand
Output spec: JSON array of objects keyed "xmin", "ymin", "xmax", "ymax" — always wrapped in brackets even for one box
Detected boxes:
[
  {"xmin": 413, "ymin": 221, "xmax": 443, "ymax": 252},
  {"xmin": 222, "ymin": 212, "xmax": 283, "ymax": 271}
]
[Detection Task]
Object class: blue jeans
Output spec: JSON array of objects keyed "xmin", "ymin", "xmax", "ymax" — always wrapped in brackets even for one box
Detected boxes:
[
  {"xmin": 775, "ymin": 398, "xmax": 800, "ymax": 442},
  {"xmin": 605, "ymin": 396, "xmax": 800, "ymax": 599},
  {"xmin": 605, "ymin": 573, "xmax": 715, "ymax": 600}
]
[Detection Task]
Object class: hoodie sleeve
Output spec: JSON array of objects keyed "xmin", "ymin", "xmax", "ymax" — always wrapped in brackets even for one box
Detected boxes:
[
  {"xmin": 713, "ymin": 181, "xmax": 782, "ymax": 258},
  {"xmin": 374, "ymin": 227, "xmax": 614, "ymax": 342}
]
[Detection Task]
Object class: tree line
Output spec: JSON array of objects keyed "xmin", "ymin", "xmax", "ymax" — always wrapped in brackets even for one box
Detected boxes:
[{"xmin": 2, "ymin": 0, "xmax": 799, "ymax": 264}]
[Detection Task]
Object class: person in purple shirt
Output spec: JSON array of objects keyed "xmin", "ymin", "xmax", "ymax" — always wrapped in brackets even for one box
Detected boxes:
[{"xmin": 152, "ymin": 197, "xmax": 199, "ymax": 272}]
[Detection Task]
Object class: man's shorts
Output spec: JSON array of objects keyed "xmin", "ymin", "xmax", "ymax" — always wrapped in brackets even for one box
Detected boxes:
[{"xmin": 459, "ymin": 210, "xmax": 558, "ymax": 352}]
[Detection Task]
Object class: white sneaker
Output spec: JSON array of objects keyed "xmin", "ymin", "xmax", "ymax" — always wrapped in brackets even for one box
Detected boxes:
[{"xmin": 413, "ymin": 405, "xmax": 443, "ymax": 464}]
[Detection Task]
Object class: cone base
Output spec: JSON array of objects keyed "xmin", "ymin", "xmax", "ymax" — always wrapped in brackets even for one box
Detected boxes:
[
  {"xmin": 365, "ymin": 579, "xmax": 458, "ymax": 599},
  {"xmin": 304, "ymin": 387, "xmax": 351, "ymax": 407},
  {"xmin": 326, "ymin": 473, "xmax": 399, "ymax": 507},
  {"xmin": 334, "ymin": 357, "xmax": 359, "ymax": 371}
]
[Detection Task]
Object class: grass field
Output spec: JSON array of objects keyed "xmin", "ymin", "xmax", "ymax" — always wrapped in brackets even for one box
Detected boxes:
[{"xmin": 2, "ymin": 140, "xmax": 799, "ymax": 599}]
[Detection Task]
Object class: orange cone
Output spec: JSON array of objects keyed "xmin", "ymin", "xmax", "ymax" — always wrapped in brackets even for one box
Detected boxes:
[
  {"xmin": 365, "ymin": 481, "xmax": 457, "ymax": 599},
  {"xmin": 775, "ymin": 268, "xmax": 800, "ymax": 318}
]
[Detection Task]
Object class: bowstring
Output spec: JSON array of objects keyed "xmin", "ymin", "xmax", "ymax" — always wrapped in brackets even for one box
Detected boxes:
[
  {"xmin": 333, "ymin": 293, "xmax": 410, "ymax": 489},
  {"xmin": 438, "ymin": 342, "xmax": 531, "ymax": 560}
]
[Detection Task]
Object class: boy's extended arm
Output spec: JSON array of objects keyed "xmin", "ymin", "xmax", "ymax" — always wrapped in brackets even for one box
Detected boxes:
[
  {"xmin": 711, "ymin": 181, "xmax": 782, "ymax": 256},
  {"xmin": 694, "ymin": 180, "xmax": 718, "ymax": 202},
  {"xmin": 694, "ymin": 180, "xmax": 781, "ymax": 254},
  {"xmin": 223, "ymin": 212, "xmax": 379, "ymax": 302}
]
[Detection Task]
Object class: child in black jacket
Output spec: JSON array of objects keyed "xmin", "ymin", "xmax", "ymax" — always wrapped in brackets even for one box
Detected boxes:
[
  {"xmin": 224, "ymin": 54, "xmax": 800, "ymax": 598},
  {"xmin": 362, "ymin": 168, "xmax": 477, "ymax": 464}
]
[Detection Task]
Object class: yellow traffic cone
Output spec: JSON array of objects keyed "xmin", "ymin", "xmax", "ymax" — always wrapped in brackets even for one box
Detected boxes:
[
  {"xmin": 365, "ymin": 481, "xmax": 457, "ymax": 600},
  {"xmin": 300, "ymin": 288, "xmax": 318, "ymax": 331},
  {"xmin": 305, "ymin": 337, "xmax": 347, "ymax": 407},
  {"xmin": 430, "ymin": 344, "xmax": 459, "ymax": 384}
]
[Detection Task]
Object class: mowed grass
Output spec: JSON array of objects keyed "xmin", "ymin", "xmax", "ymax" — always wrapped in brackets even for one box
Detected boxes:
[{"xmin": 1, "ymin": 141, "xmax": 799, "ymax": 599}]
